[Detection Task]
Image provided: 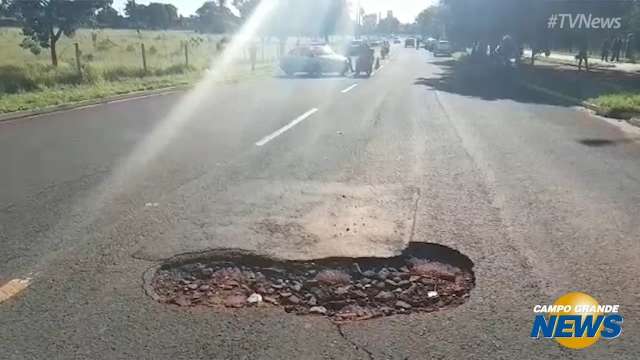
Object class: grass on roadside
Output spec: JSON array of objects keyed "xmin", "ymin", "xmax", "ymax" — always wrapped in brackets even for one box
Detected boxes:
[
  {"xmin": 0, "ymin": 27, "xmax": 285, "ymax": 114},
  {"xmin": 0, "ymin": 63, "xmax": 275, "ymax": 114},
  {"xmin": 590, "ymin": 92, "xmax": 640, "ymax": 119}
]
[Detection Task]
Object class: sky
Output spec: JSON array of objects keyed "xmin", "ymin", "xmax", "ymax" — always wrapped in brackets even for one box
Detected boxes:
[{"xmin": 112, "ymin": 0, "xmax": 439, "ymax": 24}]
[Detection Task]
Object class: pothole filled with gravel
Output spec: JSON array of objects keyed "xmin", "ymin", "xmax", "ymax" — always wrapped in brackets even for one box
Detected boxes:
[{"xmin": 146, "ymin": 243, "xmax": 474, "ymax": 321}]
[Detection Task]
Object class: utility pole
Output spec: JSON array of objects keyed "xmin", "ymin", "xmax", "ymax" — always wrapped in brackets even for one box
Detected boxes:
[{"xmin": 355, "ymin": 0, "xmax": 361, "ymax": 39}]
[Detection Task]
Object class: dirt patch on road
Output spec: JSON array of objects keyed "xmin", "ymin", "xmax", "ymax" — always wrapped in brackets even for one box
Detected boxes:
[{"xmin": 145, "ymin": 242, "xmax": 475, "ymax": 322}]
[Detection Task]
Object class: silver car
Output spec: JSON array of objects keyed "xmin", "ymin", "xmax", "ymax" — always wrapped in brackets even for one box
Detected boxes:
[
  {"xmin": 280, "ymin": 45, "xmax": 350, "ymax": 77},
  {"xmin": 434, "ymin": 40, "xmax": 452, "ymax": 57}
]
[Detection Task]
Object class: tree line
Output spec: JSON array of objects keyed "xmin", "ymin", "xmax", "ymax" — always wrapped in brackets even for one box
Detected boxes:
[
  {"xmin": 415, "ymin": 0, "xmax": 640, "ymax": 55},
  {"xmin": 0, "ymin": 0, "xmax": 351, "ymax": 67}
]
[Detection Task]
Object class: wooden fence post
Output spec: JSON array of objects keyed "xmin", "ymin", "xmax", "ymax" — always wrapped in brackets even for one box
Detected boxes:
[
  {"xmin": 184, "ymin": 42, "xmax": 189, "ymax": 67},
  {"xmin": 141, "ymin": 43, "xmax": 148, "ymax": 73},
  {"xmin": 74, "ymin": 43, "xmax": 82, "ymax": 76}
]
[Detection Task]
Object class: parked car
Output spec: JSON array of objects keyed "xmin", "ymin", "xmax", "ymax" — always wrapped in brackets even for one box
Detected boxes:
[
  {"xmin": 405, "ymin": 38, "xmax": 416, "ymax": 48},
  {"xmin": 280, "ymin": 45, "xmax": 350, "ymax": 76},
  {"xmin": 425, "ymin": 38, "xmax": 438, "ymax": 51},
  {"xmin": 433, "ymin": 40, "xmax": 453, "ymax": 57}
]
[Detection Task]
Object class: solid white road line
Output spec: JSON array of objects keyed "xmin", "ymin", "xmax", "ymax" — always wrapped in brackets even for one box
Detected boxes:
[
  {"xmin": 341, "ymin": 84, "xmax": 359, "ymax": 93},
  {"xmin": 255, "ymin": 108, "xmax": 319, "ymax": 147},
  {"xmin": 107, "ymin": 92, "xmax": 174, "ymax": 105}
]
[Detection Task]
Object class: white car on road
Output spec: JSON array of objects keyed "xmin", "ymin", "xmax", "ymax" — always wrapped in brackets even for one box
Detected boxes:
[{"xmin": 280, "ymin": 45, "xmax": 350, "ymax": 77}]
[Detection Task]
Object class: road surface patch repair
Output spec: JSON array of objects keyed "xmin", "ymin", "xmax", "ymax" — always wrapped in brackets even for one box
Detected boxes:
[{"xmin": 145, "ymin": 243, "xmax": 474, "ymax": 321}]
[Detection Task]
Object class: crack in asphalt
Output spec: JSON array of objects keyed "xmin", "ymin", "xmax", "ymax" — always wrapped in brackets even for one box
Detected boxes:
[{"xmin": 333, "ymin": 322, "xmax": 375, "ymax": 360}]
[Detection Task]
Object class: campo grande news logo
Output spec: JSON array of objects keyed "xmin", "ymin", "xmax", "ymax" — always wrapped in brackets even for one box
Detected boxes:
[{"xmin": 531, "ymin": 292, "xmax": 623, "ymax": 349}]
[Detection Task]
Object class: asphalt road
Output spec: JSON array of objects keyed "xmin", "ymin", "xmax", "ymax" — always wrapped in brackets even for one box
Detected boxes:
[{"xmin": 1, "ymin": 46, "xmax": 640, "ymax": 359}]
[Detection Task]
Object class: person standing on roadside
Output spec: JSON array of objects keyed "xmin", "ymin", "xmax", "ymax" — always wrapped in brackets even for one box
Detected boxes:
[
  {"xmin": 611, "ymin": 37, "xmax": 622, "ymax": 62},
  {"xmin": 601, "ymin": 38, "xmax": 611, "ymax": 62},
  {"xmin": 577, "ymin": 41, "xmax": 589, "ymax": 71}
]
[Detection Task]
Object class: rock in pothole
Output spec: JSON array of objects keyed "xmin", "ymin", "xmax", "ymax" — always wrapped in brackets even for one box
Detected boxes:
[{"xmin": 146, "ymin": 242, "xmax": 475, "ymax": 322}]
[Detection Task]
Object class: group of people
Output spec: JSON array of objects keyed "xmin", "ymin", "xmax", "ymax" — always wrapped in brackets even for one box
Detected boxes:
[
  {"xmin": 576, "ymin": 34, "xmax": 635, "ymax": 71},
  {"xmin": 600, "ymin": 34, "xmax": 635, "ymax": 63}
]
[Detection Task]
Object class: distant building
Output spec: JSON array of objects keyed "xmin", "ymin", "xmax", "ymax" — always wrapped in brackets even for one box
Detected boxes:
[
  {"xmin": 387, "ymin": 10, "xmax": 394, "ymax": 19},
  {"xmin": 363, "ymin": 14, "xmax": 378, "ymax": 29}
]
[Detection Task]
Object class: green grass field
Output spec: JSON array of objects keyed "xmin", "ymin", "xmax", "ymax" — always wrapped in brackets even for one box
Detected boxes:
[
  {"xmin": 0, "ymin": 27, "xmax": 282, "ymax": 114},
  {"xmin": 590, "ymin": 92, "xmax": 640, "ymax": 119}
]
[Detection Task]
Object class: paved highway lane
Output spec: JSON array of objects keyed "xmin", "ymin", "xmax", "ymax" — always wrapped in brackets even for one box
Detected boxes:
[{"xmin": 2, "ymin": 47, "xmax": 640, "ymax": 359}]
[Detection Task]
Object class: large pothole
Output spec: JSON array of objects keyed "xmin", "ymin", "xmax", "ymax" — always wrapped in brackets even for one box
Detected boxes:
[{"xmin": 145, "ymin": 242, "xmax": 475, "ymax": 321}]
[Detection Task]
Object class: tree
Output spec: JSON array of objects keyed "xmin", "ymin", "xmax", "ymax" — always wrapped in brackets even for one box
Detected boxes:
[
  {"xmin": 435, "ymin": 0, "xmax": 634, "ymax": 55},
  {"xmin": 195, "ymin": 1, "xmax": 238, "ymax": 33},
  {"xmin": 124, "ymin": 0, "xmax": 146, "ymax": 30},
  {"xmin": 416, "ymin": 6, "xmax": 442, "ymax": 38},
  {"xmin": 0, "ymin": 0, "xmax": 10, "ymax": 17},
  {"xmin": 96, "ymin": 6, "xmax": 124, "ymax": 28},
  {"xmin": 377, "ymin": 14, "xmax": 400, "ymax": 35},
  {"xmin": 233, "ymin": 0, "xmax": 259, "ymax": 21},
  {"xmin": 9, "ymin": 0, "xmax": 111, "ymax": 66},
  {"xmin": 146, "ymin": 3, "xmax": 178, "ymax": 29}
]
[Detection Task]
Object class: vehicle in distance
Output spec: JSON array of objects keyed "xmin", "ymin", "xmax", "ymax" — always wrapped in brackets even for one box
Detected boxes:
[
  {"xmin": 433, "ymin": 40, "xmax": 452, "ymax": 57},
  {"xmin": 405, "ymin": 38, "xmax": 416, "ymax": 48},
  {"xmin": 280, "ymin": 45, "xmax": 350, "ymax": 76}
]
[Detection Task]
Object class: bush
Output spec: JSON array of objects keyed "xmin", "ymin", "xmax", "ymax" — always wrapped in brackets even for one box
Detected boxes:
[
  {"xmin": 148, "ymin": 45, "xmax": 158, "ymax": 55},
  {"xmin": 96, "ymin": 38, "xmax": 118, "ymax": 52},
  {"xmin": 82, "ymin": 65, "xmax": 103, "ymax": 84},
  {"xmin": 154, "ymin": 64, "xmax": 195, "ymax": 76},
  {"xmin": 125, "ymin": 44, "xmax": 136, "ymax": 52},
  {"xmin": 20, "ymin": 38, "xmax": 42, "ymax": 55},
  {"xmin": 0, "ymin": 64, "xmax": 82, "ymax": 94},
  {"xmin": 102, "ymin": 66, "xmax": 146, "ymax": 81},
  {"xmin": 0, "ymin": 65, "xmax": 39, "ymax": 93}
]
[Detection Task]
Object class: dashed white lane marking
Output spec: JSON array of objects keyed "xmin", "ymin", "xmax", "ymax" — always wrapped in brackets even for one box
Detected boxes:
[
  {"xmin": 371, "ymin": 64, "xmax": 385, "ymax": 76},
  {"xmin": 256, "ymin": 108, "xmax": 319, "ymax": 147},
  {"xmin": 0, "ymin": 278, "xmax": 32, "ymax": 304},
  {"xmin": 341, "ymin": 84, "xmax": 359, "ymax": 93}
]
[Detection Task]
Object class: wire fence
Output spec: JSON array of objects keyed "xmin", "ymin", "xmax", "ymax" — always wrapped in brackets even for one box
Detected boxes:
[{"xmin": 0, "ymin": 27, "xmax": 355, "ymax": 95}]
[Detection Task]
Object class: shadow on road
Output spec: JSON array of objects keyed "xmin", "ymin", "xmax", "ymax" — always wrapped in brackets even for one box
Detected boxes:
[
  {"xmin": 428, "ymin": 59, "xmax": 457, "ymax": 67},
  {"xmin": 417, "ymin": 57, "xmax": 640, "ymax": 108},
  {"xmin": 415, "ymin": 59, "xmax": 574, "ymax": 106},
  {"xmin": 577, "ymin": 138, "xmax": 639, "ymax": 147}
]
